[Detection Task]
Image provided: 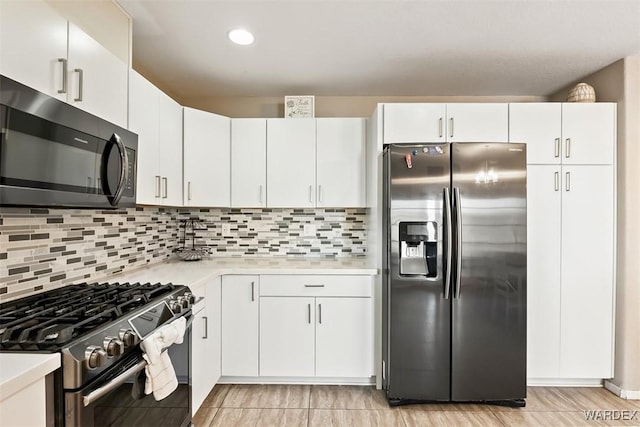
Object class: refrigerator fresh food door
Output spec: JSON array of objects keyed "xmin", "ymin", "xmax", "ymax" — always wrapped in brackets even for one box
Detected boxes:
[
  {"xmin": 383, "ymin": 144, "xmax": 452, "ymax": 401},
  {"xmin": 450, "ymin": 142, "xmax": 527, "ymax": 401}
]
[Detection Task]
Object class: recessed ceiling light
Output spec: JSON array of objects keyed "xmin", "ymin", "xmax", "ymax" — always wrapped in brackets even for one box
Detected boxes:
[{"xmin": 228, "ymin": 29, "xmax": 254, "ymax": 45}]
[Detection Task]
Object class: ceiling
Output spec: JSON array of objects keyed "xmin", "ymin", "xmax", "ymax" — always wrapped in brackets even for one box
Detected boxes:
[{"xmin": 117, "ymin": 0, "xmax": 640, "ymax": 99}]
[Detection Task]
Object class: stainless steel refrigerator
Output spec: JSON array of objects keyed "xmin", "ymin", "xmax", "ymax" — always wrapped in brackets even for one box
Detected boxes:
[{"xmin": 382, "ymin": 143, "xmax": 527, "ymax": 407}]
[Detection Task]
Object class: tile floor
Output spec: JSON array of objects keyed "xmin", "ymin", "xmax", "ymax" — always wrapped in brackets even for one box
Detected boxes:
[{"xmin": 193, "ymin": 384, "xmax": 640, "ymax": 426}]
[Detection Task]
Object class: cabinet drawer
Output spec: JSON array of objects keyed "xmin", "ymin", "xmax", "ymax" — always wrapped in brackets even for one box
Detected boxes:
[{"xmin": 259, "ymin": 275, "xmax": 372, "ymax": 297}]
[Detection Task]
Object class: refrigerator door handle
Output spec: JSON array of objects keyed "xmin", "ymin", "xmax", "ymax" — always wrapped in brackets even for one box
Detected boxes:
[
  {"xmin": 443, "ymin": 187, "xmax": 453, "ymax": 299},
  {"xmin": 454, "ymin": 187, "xmax": 463, "ymax": 298}
]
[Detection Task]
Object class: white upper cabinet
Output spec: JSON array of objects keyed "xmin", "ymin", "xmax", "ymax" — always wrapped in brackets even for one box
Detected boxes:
[
  {"xmin": 266, "ymin": 119, "xmax": 316, "ymax": 208},
  {"xmin": 561, "ymin": 103, "xmax": 616, "ymax": 165},
  {"xmin": 382, "ymin": 103, "xmax": 508, "ymax": 143},
  {"xmin": 129, "ymin": 70, "xmax": 182, "ymax": 206},
  {"xmin": 67, "ymin": 23, "xmax": 127, "ymax": 128},
  {"xmin": 0, "ymin": 1, "xmax": 127, "ymax": 127},
  {"xmin": 446, "ymin": 103, "xmax": 508, "ymax": 142},
  {"xmin": 383, "ymin": 103, "xmax": 446, "ymax": 143},
  {"xmin": 158, "ymin": 92, "xmax": 183, "ymax": 206},
  {"xmin": 316, "ymin": 118, "xmax": 366, "ymax": 207},
  {"xmin": 184, "ymin": 108, "xmax": 231, "ymax": 207},
  {"xmin": 0, "ymin": 0, "xmax": 68, "ymax": 101},
  {"xmin": 231, "ymin": 119, "xmax": 267, "ymax": 208},
  {"xmin": 509, "ymin": 103, "xmax": 615, "ymax": 165},
  {"xmin": 509, "ymin": 103, "xmax": 562, "ymax": 164},
  {"xmin": 129, "ymin": 70, "xmax": 160, "ymax": 205}
]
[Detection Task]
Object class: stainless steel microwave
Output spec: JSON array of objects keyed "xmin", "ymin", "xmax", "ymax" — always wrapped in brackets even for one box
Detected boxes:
[{"xmin": 0, "ymin": 75, "xmax": 137, "ymax": 208}]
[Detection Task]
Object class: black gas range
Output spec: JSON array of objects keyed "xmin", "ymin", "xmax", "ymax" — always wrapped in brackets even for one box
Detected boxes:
[{"xmin": 0, "ymin": 282, "xmax": 195, "ymax": 427}]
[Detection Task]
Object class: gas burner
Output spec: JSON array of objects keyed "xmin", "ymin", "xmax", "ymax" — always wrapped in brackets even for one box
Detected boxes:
[{"xmin": 0, "ymin": 282, "xmax": 178, "ymax": 351}]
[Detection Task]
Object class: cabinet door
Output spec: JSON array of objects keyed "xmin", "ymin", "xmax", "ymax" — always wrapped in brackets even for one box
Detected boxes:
[
  {"xmin": 526, "ymin": 165, "xmax": 562, "ymax": 378},
  {"xmin": 316, "ymin": 118, "xmax": 366, "ymax": 207},
  {"xmin": 382, "ymin": 103, "xmax": 446, "ymax": 143},
  {"xmin": 509, "ymin": 103, "xmax": 562, "ymax": 165},
  {"xmin": 184, "ymin": 108, "xmax": 230, "ymax": 207},
  {"xmin": 446, "ymin": 103, "xmax": 508, "ymax": 142},
  {"xmin": 221, "ymin": 276, "xmax": 259, "ymax": 376},
  {"xmin": 561, "ymin": 103, "xmax": 615, "ymax": 165},
  {"xmin": 231, "ymin": 119, "xmax": 267, "ymax": 207},
  {"xmin": 158, "ymin": 92, "xmax": 183, "ymax": 206},
  {"xmin": 266, "ymin": 119, "xmax": 316, "ymax": 207},
  {"xmin": 191, "ymin": 305, "xmax": 208, "ymax": 414},
  {"xmin": 0, "ymin": 0, "xmax": 67, "ymax": 101},
  {"xmin": 129, "ymin": 70, "xmax": 160, "ymax": 205},
  {"xmin": 560, "ymin": 165, "xmax": 614, "ymax": 378},
  {"xmin": 67, "ymin": 23, "xmax": 128, "ymax": 128},
  {"xmin": 316, "ymin": 297, "xmax": 373, "ymax": 377},
  {"xmin": 259, "ymin": 297, "xmax": 315, "ymax": 377},
  {"xmin": 206, "ymin": 277, "xmax": 222, "ymax": 386}
]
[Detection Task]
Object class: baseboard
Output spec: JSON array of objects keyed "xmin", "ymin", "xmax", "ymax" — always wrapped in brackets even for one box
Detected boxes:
[
  {"xmin": 219, "ymin": 376, "xmax": 375, "ymax": 386},
  {"xmin": 604, "ymin": 380, "xmax": 640, "ymax": 400},
  {"xmin": 527, "ymin": 378, "xmax": 603, "ymax": 387}
]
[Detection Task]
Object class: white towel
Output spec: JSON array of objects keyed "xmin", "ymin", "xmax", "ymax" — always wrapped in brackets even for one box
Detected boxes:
[{"xmin": 140, "ymin": 316, "xmax": 186, "ymax": 401}]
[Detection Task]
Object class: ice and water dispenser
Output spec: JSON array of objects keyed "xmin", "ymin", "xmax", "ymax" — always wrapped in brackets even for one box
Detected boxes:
[{"xmin": 399, "ymin": 222, "xmax": 437, "ymax": 277}]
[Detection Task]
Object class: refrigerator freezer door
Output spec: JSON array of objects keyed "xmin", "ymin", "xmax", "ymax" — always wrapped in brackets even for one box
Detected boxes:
[
  {"xmin": 450, "ymin": 142, "xmax": 527, "ymax": 401},
  {"xmin": 383, "ymin": 144, "xmax": 452, "ymax": 401}
]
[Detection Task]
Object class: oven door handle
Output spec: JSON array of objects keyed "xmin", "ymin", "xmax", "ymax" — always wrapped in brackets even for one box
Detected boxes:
[{"xmin": 83, "ymin": 359, "xmax": 147, "ymax": 407}]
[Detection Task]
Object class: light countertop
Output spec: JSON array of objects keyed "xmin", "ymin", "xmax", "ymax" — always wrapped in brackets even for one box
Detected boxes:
[
  {"xmin": 0, "ymin": 353, "xmax": 60, "ymax": 401},
  {"xmin": 108, "ymin": 257, "xmax": 378, "ymax": 289}
]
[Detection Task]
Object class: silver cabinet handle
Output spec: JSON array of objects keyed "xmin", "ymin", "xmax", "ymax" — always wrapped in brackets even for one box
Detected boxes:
[
  {"xmin": 259, "ymin": 185, "xmax": 263, "ymax": 204},
  {"xmin": 155, "ymin": 176, "xmax": 161, "ymax": 198},
  {"xmin": 449, "ymin": 117, "xmax": 454, "ymax": 138},
  {"xmin": 304, "ymin": 284, "xmax": 325, "ymax": 288},
  {"xmin": 554, "ymin": 138, "xmax": 560, "ymax": 158},
  {"xmin": 73, "ymin": 68, "xmax": 83, "ymax": 102},
  {"xmin": 554, "ymin": 171, "xmax": 560, "ymax": 191},
  {"xmin": 443, "ymin": 187, "xmax": 452, "ymax": 299},
  {"xmin": 187, "ymin": 181, "xmax": 192, "ymax": 201},
  {"xmin": 565, "ymin": 138, "xmax": 571, "ymax": 158},
  {"xmin": 565, "ymin": 172, "xmax": 571, "ymax": 191},
  {"xmin": 454, "ymin": 187, "xmax": 462, "ymax": 298},
  {"xmin": 318, "ymin": 303, "xmax": 322, "ymax": 324},
  {"xmin": 307, "ymin": 303, "xmax": 311, "ymax": 324},
  {"xmin": 57, "ymin": 58, "xmax": 67, "ymax": 94},
  {"xmin": 318, "ymin": 185, "xmax": 323, "ymax": 203},
  {"xmin": 309, "ymin": 185, "xmax": 313, "ymax": 203},
  {"xmin": 439, "ymin": 117, "xmax": 443, "ymax": 138},
  {"xmin": 251, "ymin": 281, "xmax": 255, "ymax": 302},
  {"xmin": 203, "ymin": 316, "xmax": 208, "ymax": 339},
  {"xmin": 162, "ymin": 177, "xmax": 168, "ymax": 198}
]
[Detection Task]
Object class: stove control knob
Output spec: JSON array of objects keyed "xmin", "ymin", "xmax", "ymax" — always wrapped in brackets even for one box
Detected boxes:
[
  {"xmin": 184, "ymin": 292, "xmax": 196, "ymax": 304},
  {"xmin": 169, "ymin": 300, "xmax": 182, "ymax": 313},
  {"xmin": 177, "ymin": 296, "xmax": 189, "ymax": 309},
  {"xmin": 103, "ymin": 336, "xmax": 125, "ymax": 357},
  {"xmin": 118, "ymin": 329, "xmax": 137, "ymax": 348},
  {"xmin": 85, "ymin": 346, "xmax": 107, "ymax": 369}
]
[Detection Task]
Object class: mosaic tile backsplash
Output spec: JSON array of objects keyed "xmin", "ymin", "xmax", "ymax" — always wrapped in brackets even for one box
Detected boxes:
[{"xmin": 0, "ymin": 207, "xmax": 366, "ymax": 301}]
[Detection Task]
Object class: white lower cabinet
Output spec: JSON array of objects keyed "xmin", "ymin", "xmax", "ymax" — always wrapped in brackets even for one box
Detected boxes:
[
  {"xmin": 527, "ymin": 164, "xmax": 615, "ymax": 379},
  {"xmin": 191, "ymin": 277, "xmax": 221, "ymax": 415},
  {"xmin": 221, "ymin": 276, "xmax": 259, "ymax": 376},
  {"xmin": 315, "ymin": 297, "xmax": 373, "ymax": 377},
  {"xmin": 258, "ymin": 275, "xmax": 374, "ymax": 379},
  {"xmin": 260, "ymin": 297, "xmax": 316, "ymax": 377}
]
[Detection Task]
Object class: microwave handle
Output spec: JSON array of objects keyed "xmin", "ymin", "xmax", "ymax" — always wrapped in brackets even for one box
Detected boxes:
[{"xmin": 102, "ymin": 133, "xmax": 129, "ymax": 206}]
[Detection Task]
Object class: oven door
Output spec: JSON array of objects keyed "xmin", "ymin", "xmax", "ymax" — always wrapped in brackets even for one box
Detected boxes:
[{"xmin": 64, "ymin": 320, "xmax": 192, "ymax": 427}]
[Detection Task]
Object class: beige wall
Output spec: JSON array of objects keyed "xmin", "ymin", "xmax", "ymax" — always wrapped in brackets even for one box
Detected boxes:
[
  {"xmin": 552, "ymin": 57, "xmax": 640, "ymax": 392},
  {"xmin": 46, "ymin": 0, "xmax": 130, "ymax": 64},
  {"xmin": 180, "ymin": 95, "xmax": 546, "ymax": 118}
]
